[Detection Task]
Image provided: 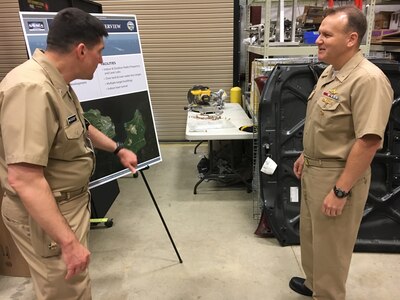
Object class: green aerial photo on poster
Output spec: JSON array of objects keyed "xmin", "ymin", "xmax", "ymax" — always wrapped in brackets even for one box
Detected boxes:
[
  {"xmin": 84, "ymin": 109, "xmax": 116, "ymax": 139},
  {"xmin": 124, "ymin": 110, "xmax": 146, "ymax": 153}
]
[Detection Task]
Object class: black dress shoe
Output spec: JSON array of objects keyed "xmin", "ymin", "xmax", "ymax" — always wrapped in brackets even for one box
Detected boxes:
[{"xmin": 289, "ymin": 277, "xmax": 313, "ymax": 297}]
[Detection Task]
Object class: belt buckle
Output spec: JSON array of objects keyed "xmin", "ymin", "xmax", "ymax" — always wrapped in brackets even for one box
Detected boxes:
[{"xmin": 304, "ymin": 157, "xmax": 309, "ymax": 166}]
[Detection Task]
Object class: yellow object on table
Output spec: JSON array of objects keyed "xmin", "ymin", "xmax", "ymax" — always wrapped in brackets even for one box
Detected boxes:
[{"xmin": 230, "ymin": 86, "xmax": 242, "ymax": 106}]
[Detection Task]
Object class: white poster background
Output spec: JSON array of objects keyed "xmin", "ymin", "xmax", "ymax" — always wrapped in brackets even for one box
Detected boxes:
[{"xmin": 73, "ymin": 54, "xmax": 147, "ymax": 102}]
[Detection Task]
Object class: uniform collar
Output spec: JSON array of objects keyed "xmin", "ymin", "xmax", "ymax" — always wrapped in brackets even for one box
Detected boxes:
[
  {"xmin": 321, "ymin": 50, "xmax": 364, "ymax": 83},
  {"xmin": 32, "ymin": 49, "xmax": 70, "ymax": 98}
]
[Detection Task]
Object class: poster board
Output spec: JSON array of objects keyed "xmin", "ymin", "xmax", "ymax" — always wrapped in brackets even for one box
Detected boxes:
[{"xmin": 19, "ymin": 12, "xmax": 162, "ymax": 188}]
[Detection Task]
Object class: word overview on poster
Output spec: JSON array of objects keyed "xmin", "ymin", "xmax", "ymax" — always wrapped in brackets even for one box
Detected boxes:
[
  {"xmin": 19, "ymin": 12, "xmax": 162, "ymax": 188},
  {"xmin": 20, "ymin": 13, "xmax": 147, "ymax": 101}
]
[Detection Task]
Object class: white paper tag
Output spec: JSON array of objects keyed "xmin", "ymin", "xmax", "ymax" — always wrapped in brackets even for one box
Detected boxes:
[
  {"xmin": 290, "ymin": 186, "xmax": 299, "ymax": 203},
  {"xmin": 260, "ymin": 157, "xmax": 277, "ymax": 175}
]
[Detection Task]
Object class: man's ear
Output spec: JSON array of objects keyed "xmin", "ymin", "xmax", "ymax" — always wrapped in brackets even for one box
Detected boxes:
[
  {"xmin": 347, "ymin": 32, "xmax": 358, "ymax": 48},
  {"xmin": 76, "ymin": 43, "xmax": 86, "ymax": 59}
]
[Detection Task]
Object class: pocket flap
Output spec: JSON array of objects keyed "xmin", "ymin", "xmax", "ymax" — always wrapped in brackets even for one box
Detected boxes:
[{"xmin": 65, "ymin": 121, "xmax": 83, "ymax": 140}]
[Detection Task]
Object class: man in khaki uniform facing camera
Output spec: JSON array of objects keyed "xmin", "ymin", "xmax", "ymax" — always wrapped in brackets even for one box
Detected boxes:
[
  {"xmin": 0, "ymin": 8, "xmax": 137, "ymax": 299},
  {"xmin": 289, "ymin": 6, "xmax": 393, "ymax": 300}
]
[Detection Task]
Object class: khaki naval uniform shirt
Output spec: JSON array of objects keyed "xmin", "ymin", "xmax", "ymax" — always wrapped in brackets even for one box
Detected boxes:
[
  {"xmin": 303, "ymin": 51, "xmax": 393, "ymax": 160},
  {"xmin": 0, "ymin": 49, "xmax": 94, "ymax": 195}
]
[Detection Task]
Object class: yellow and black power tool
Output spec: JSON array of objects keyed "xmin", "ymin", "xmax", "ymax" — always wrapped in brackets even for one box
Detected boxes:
[
  {"xmin": 187, "ymin": 85, "xmax": 212, "ymax": 105},
  {"xmin": 185, "ymin": 85, "xmax": 227, "ymax": 114}
]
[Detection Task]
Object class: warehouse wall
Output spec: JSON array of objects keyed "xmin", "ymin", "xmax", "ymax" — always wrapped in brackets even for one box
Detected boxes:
[
  {"xmin": 0, "ymin": 2, "xmax": 26, "ymax": 81},
  {"xmin": 0, "ymin": 1, "xmax": 234, "ymax": 141}
]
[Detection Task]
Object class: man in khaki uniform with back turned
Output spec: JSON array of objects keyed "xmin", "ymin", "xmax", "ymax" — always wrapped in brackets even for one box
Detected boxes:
[
  {"xmin": 289, "ymin": 6, "xmax": 393, "ymax": 300},
  {"xmin": 0, "ymin": 8, "xmax": 137, "ymax": 299}
]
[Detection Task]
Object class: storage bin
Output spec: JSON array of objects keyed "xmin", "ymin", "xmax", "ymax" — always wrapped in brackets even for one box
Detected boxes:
[{"xmin": 303, "ymin": 31, "xmax": 319, "ymax": 44}]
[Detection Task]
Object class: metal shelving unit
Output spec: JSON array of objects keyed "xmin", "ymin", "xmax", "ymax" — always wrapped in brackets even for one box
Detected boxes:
[
  {"xmin": 248, "ymin": 44, "xmax": 316, "ymax": 55},
  {"xmin": 371, "ymin": 44, "xmax": 400, "ymax": 52},
  {"xmin": 247, "ymin": 0, "xmax": 375, "ymax": 58}
]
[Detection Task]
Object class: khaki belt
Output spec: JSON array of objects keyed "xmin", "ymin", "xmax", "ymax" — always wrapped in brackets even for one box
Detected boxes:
[
  {"xmin": 304, "ymin": 156, "xmax": 346, "ymax": 168},
  {"xmin": 53, "ymin": 186, "xmax": 88, "ymax": 201}
]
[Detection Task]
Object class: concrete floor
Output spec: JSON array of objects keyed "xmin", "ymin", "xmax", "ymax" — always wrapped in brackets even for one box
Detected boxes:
[{"xmin": 0, "ymin": 143, "xmax": 399, "ymax": 299}]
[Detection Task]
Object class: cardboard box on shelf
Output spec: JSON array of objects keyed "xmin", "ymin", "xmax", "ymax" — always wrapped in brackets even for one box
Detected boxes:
[
  {"xmin": 0, "ymin": 195, "xmax": 30, "ymax": 277},
  {"xmin": 371, "ymin": 29, "xmax": 399, "ymax": 43},
  {"xmin": 371, "ymin": 29, "xmax": 400, "ymax": 44},
  {"xmin": 298, "ymin": 6, "xmax": 325, "ymax": 25},
  {"xmin": 375, "ymin": 11, "xmax": 393, "ymax": 29},
  {"xmin": 379, "ymin": 30, "xmax": 400, "ymax": 45},
  {"xmin": 250, "ymin": 60, "xmax": 262, "ymax": 117}
]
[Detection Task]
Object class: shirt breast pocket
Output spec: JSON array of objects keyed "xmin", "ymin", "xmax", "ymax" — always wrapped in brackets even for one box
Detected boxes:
[
  {"xmin": 64, "ymin": 121, "xmax": 83, "ymax": 140},
  {"xmin": 317, "ymin": 97, "xmax": 340, "ymax": 111}
]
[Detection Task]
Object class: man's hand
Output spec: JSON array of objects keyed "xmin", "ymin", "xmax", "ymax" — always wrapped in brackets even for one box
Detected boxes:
[
  {"xmin": 87, "ymin": 125, "xmax": 138, "ymax": 173},
  {"xmin": 61, "ymin": 240, "xmax": 91, "ymax": 280},
  {"xmin": 117, "ymin": 148, "xmax": 138, "ymax": 174},
  {"xmin": 293, "ymin": 153, "xmax": 305, "ymax": 179},
  {"xmin": 322, "ymin": 190, "xmax": 347, "ymax": 217}
]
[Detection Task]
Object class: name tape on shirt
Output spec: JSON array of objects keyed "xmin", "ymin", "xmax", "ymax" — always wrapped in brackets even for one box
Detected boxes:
[{"xmin": 67, "ymin": 115, "xmax": 78, "ymax": 125}]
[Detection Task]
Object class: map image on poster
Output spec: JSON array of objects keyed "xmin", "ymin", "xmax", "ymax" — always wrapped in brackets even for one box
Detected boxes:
[{"xmin": 19, "ymin": 12, "xmax": 162, "ymax": 188}]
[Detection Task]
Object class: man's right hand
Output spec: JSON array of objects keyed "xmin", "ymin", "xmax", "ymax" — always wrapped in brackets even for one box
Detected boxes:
[
  {"xmin": 293, "ymin": 153, "xmax": 305, "ymax": 179},
  {"xmin": 61, "ymin": 240, "xmax": 91, "ymax": 280}
]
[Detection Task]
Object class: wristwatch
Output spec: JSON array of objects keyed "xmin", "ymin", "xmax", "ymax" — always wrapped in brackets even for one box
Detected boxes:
[
  {"xmin": 333, "ymin": 185, "xmax": 351, "ymax": 198},
  {"xmin": 113, "ymin": 142, "xmax": 124, "ymax": 155}
]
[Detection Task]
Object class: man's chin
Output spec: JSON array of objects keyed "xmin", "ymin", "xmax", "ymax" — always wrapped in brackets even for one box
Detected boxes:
[
  {"xmin": 81, "ymin": 75, "xmax": 94, "ymax": 80},
  {"xmin": 317, "ymin": 54, "xmax": 327, "ymax": 63}
]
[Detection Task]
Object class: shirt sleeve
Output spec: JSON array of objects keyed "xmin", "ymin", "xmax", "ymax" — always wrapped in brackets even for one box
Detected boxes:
[
  {"xmin": 351, "ymin": 71, "xmax": 393, "ymax": 143},
  {"xmin": 1, "ymin": 82, "xmax": 58, "ymax": 166}
]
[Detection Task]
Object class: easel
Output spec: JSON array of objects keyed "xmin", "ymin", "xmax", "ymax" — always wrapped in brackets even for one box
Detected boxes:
[
  {"xmin": 90, "ymin": 180, "xmax": 119, "ymax": 228},
  {"xmin": 92, "ymin": 166, "xmax": 183, "ymax": 263},
  {"xmin": 139, "ymin": 166, "xmax": 183, "ymax": 263}
]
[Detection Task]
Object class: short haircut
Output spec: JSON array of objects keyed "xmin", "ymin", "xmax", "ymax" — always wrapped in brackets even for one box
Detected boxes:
[
  {"xmin": 46, "ymin": 7, "xmax": 108, "ymax": 53},
  {"xmin": 325, "ymin": 5, "xmax": 367, "ymax": 46}
]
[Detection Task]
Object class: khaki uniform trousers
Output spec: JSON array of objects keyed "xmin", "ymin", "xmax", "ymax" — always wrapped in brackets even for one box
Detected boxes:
[
  {"xmin": 1, "ymin": 190, "xmax": 92, "ymax": 300},
  {"xmin": 300, "ymin": 159, "xmax": 370, "ymax": 300}
]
